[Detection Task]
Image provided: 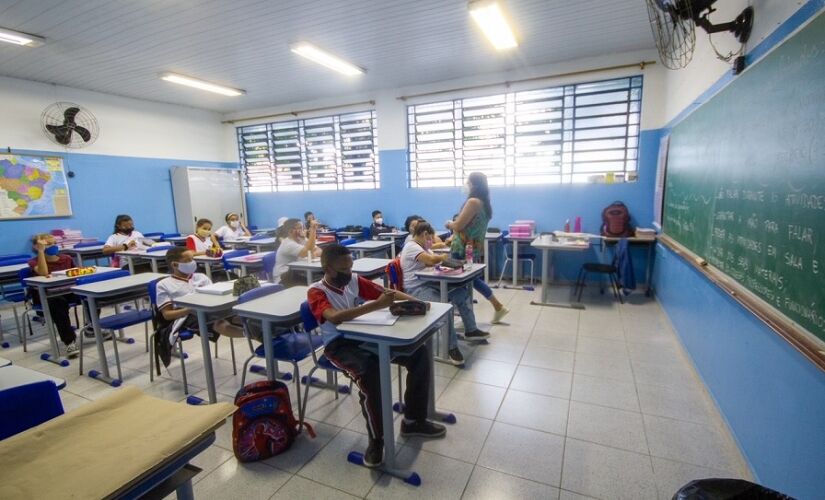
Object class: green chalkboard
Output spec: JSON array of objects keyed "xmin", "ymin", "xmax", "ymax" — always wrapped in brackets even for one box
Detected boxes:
[{"xmin": 664, "ymin": 12, "xmax": 825, "ymax": 344}]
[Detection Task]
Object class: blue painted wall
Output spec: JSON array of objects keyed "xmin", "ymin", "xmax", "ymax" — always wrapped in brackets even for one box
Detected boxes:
[
  {"xmin": 248, "ymin": 128, "xmax": 662, "ymax": 282},
  {"xmin": 653, "ymin": 2, "xmax": 825, "ymax": 498},
  {"xmin": 0, "ymin": 149, "xmax": 234, "ymax": 255},
  {"xmin": 654, "ymin": 244, "xmax": 825, "ymax": 498}
]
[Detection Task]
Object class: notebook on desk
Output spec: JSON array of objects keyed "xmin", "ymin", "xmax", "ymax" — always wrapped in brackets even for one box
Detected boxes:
[
  {"xmin": 342, "ymin": 310, "xmax": 399, "ymax": 326},
  {"xmin": 195, "ymin": 282, "xmax": 234, "ymax": 295}
]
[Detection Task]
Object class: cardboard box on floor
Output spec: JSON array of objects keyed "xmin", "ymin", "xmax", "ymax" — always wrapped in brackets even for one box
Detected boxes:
[{"xmin": 0, "ymin": 386, "xmax": 235, "ymax": 499}]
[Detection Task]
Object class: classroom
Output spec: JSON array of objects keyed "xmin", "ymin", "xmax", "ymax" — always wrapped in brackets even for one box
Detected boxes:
[{"xmin": 0, "ymin": 1, "xmax": 823, "ymax": 499}]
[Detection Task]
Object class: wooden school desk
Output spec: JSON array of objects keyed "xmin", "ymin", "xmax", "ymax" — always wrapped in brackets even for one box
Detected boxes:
[
  {"xmin": 0, "ymin": 386, "xmax": 234, "ymax": 499},
  {"xmin": 23, "ymin": 266, "xmax": 121, "ymax": 367},
  {"xmin": 71, "ymin": 272, "xmax": 165, "ymax": 387},
  {"xmin": 336, "ymin": 302, "xmax": 455, "ymax": 486}
]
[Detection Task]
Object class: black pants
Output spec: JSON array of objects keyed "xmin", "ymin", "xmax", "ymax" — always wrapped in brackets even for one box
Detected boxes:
[
  {"xmin": 33, "ymin": 294, "xmax": 77, "ymax": 346},
  {"xmin": 324, "ymin": 338, "xmax": 431, "ymax": 442}
]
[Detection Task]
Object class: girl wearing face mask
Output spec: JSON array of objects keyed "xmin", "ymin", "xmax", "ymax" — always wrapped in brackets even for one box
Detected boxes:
[
  {"xmin": 103, "ymin": 214, "xmax": 153, "ymax": 268},
  {"xmin": 445, "ymin": 172, "xmax": 510, "ymax": 325},
  {"xmin": 186, "ymin": 218, "xmax": 220, "ymax": 256},
  {"xmin": 214, "ymin": 212, "xmax": 252, "ymax": 240},
  {"xmin": 272, "ymin": 217, "xmax": 322, "ymax": 286},
  {"xmin": 28, "ymin": 233, "xmax": 81, "ymax": 357}
]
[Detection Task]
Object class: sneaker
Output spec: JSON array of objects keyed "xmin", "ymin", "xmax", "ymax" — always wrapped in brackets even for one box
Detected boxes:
[
  {"xmin": 448, "ymin": 347, "xmax": 465, "ymax": 366},
  {"xmin": 400, "ymin": 419, "xmax": 446, "ymax": 439},
  {"xmin": 464, "ymin": 329, "xmax": 490, "ymax": 340},
  {"xmin": 363, "ymin": 439, "xmax": 384, "ymax": 468},
  {"xmin": 83, "ymin": 327, "xmax": 112, "ymax": 340},
  {"xmin": 491, "ymin": 307, "xmax": 510, "ymax": 324},
  {"xmin": 66, "ymin": 342, "xmax": 79, "ymax": 358}
]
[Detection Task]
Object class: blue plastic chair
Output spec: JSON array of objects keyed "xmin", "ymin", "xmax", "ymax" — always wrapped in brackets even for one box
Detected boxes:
[
  {"xmin": 0, "ymin": 256, "xmax": 31, "ymax": 266},
  {"xmin": 361, "ymin": 227, "xmax": 371, "ymax": 240},
  {"xmin": 75, "ymin": 270, "xmax": 152, "ymax": 384},
  {"xmin": 0, "ymin": 253, "xmax": 30, "ymax": 261},
  {"xmin": 237, "ymin": 286, "xmax": 322, "ymax": 426},
  {"xmin": 340, "ymin": 238, "xmax": 357, "ymax": 246},
  {"xmin": 73, "ymin": 241, "xmax": 105, "ymax": 249},
  {"xmin": 298, "ymin": 301, "xmax": 351, "ymax": 420},
  {"xmin": 146, "ymin": 245, "xmax": 174, "ymax": 253},
  {"xmin": 222, "ymin": 249, "xmax": 252, "ymax": 279},
  {"xmin": 10, "ymin": 268, "xmax": 80, "ymax": 354},
  {"xmin": 498, "ymin": 230, "xmax": 536, "ymax": 287},
  {"xmin": 250, "ymin": 233, "xmax": 269, "ymax": 241},
  {"xmin": 0, "ymin": 380, "xmax": 64, "ymax": 440},
  {"xmin": 261, "ymin": 252, "xmax": 277, "ymax": 281},
  {"xmin": 160, "ymin": 233, "xmax": 181, "ymax": 241},
  {"xmin": 147, "ymin": 279, "xmax": 196, "ymax": 395}
]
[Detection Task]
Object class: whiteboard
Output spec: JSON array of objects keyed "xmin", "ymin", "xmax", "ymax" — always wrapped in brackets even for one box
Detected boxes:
[{"xmin": 171, "ymin": 166, "xmax": 246, "ymax": 234}]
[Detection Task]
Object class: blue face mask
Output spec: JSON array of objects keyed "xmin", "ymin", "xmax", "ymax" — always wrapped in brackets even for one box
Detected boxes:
[{"xmin": 44, "ymin": 245, "xmax": 60, "ymax": 256}]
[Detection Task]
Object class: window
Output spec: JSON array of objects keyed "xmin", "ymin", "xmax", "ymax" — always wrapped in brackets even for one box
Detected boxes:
[
  {"xmin": 238, "ymin": 110, "xmax": 379, "ymax": 192},
  {"xmin": 407, "ymin": 76, "xmax": 642, "ymax": 187}
]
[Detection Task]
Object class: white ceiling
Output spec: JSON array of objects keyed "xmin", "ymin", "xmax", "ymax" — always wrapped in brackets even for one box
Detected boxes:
[{"xmin": 0, "ymin": 0, "xmax": 655, "ymax": 113}]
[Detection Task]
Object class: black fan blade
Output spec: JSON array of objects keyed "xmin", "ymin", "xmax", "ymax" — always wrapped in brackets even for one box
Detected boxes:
[
  {"xmin": 72, "ymin": 125, "xmax": 92, "ymax": 142},
  {"xmin": 63, "ymin": 107, "xmax": 80, "ymax": 125},
  {"xmin": 46, "ymin": 124, "xmax": 73, "ymax": 145}
]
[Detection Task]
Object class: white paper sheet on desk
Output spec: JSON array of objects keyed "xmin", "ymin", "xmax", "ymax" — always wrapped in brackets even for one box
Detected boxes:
[
  {"xmin": 343, "ymin": 310, "xmax": 398, "ymax": 326},
  {"xmin": 195, "ymin": 282, "xmax": 234, "ymax": 295}
]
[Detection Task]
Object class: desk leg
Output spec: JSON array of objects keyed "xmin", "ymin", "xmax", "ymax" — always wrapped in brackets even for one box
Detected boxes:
[
  {"xmin": 531, "ymin": 249, "xmax": 584, "ymax": 310},
  {"xmin": 484, "ymin": 239, "xmax": 490, "ymax": 282},
  {"xmin": 512, "ymin": 239, "xmax": 519, "ymax": 287},
  {"xmin": 645, "ymin": 243, "xmax": 654, "ymax": 297},
  {"xmin": 262, "ymin": 319, "xmax": 275, "ymax": 380},
  {"xmin": 196, "ymin": 310, "xmax": 217, "ymax": 404},
  {"xmin": 427, "ymin": 325, "xmax": 457, "ymax": 424},
  {"xmin": 86, "ymin": 296, "xmax": 121, "ymax": 386},
  {"xmin": 390, "ymin": 241, "xmax": 396, "ymax": 259},
  {"xmin": 151, "ymin": 259, "xmax": 159, "ymax": 273},
  {"xmin": 204, "ymin": 263, "xmax": 213, "ymax": 280},
  {"xmin": 72, "ymin": 252, "xmax": 82, "ymax": 267},
  {"xmin": 433, "ymin": 281, "xmax": 451, "ymax": 364},
  {"xmin": 36, "ymin": 286, "xmax": 69, "ymax": 367},
  {"xmin": 127, "ymin": 256, "xmax": 135, "ymax": 275},
  {"xmin": 306, "ymin": 271, "xmax": 312, "ymax": 286}
]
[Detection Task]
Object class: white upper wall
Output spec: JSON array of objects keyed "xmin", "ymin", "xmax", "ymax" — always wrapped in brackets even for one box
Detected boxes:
[
  {"xmin": 0, "ymin": 75, "xmax": 233, "ymax": 162},
  {"xmin": 223, "ymin": 49, "xmax": 667, "ymax": 150},
  {"xmin": 663, "ymin": 0, "xmax": 806, "ymax": 124}
]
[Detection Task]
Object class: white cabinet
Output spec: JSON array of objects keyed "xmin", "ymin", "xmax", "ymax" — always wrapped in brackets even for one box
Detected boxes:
[{"xmin": 171, "ymin": 166, "xmax": 246, "ymax": 234}]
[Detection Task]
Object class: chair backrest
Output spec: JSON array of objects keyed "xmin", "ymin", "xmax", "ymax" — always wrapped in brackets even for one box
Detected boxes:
[
  {"xmin": 74, "ymin": 269, "xmax": 130, "ymax": 286},
  {"xmin": 142, "ymin": 232, "xmax": 164, "ymax": 239},
  {"xmin": 0, "ymin": 380, "xmax": 64, "ymax": 440},
  {"xmin": 147, "ymin": 279, "xmax": 162, "ymax": 306},
  {"xmin": 262, "ymin": 252, "xmax": 277, "ymax": 281},
  {"xmin": 73, "ymin": 241, "xmax": 105, "ymax": 249},
  {"xmin": 222, "ymin": 249, "xmax": 252, "ymax": 270},
  {"xmin": 0, "ymin": 253, "xmax": 29, "ymax": 261},
  {"xmin": 361, "ymin": 227, "xmax": 371, "ymax": 240},
  {"xmin": 300, "ymin": 301, "xmax": 317, "ymax": 331},
  {"xmin": 340, "ymin": 238, "xmax": 356, "ymax": 246},
  {"xmin": 160, "ymin": 233, "xmax": 181, "ymax": 240},
  {"xmin": 0, "ymin": 256, "xmax": 31, "ymax": 266},
  {"xmin": 17, "ymin": 267, "xmax": 33, "ymax": 284},
  {"xmin": 145, "ymin": 245, "xmax": 173, "ymax": 253},
  {"xmin": 250, "ymin": 233, "xmax": 269, "ymax": 241},
  {"xmin": 248, "ymin": 225, "xmax": 258, "ymax": 230},
  {"xmin": 385, "ymin": 258, "xmax": 404, "ymax": 292},
  {"xmin": 238, "ymin": 283, "xmax": 285, "ymax": 304}
]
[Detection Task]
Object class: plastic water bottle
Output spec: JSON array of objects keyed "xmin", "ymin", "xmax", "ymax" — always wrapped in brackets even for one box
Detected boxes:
[
  {"xmin": 574, "ymin": 216, "xmax": 582, "ymax": 233},
  {"xmin": 464, "ymin": 243, "xmax": 474, "ymax": 270}
]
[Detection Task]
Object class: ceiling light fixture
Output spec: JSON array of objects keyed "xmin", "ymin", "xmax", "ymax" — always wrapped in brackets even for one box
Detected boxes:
[
  {"xmin": 160, "ymin": 73, "xmax": 246, "ymax": 96},
  {"xmin": 468, "ymin": 0, "xmax": 518, "ymax": 50},
  {"xmin": 290, "ymin": 42, "xmax": 364, "ymax": 76},
  {"xmin": 0, "ymin": 27, "xmax": 45, "ymax": 47}
]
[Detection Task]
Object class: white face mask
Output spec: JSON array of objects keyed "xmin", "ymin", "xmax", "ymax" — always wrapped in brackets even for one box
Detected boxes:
[
  {"xmin": 375, "ymin": 217, "xmax": 384, "ymax": 225},
  {"xmin": 177, "ymin": 261, "xmax": 197, "ymax": 275},
  {"xmin": 229, "ymin": 220, "xmax": 240, "ymax": 229}
]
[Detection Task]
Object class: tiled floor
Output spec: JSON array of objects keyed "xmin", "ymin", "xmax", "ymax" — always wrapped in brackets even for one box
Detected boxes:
[{"xmin": 0, "ymin": 283, "xmax": 751, "ymax": 499}]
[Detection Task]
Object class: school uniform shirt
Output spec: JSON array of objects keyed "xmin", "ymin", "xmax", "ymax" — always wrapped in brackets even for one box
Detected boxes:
[
  {"xmin": 105, "ymin": 231, "xmax": 150, "ymax": 268},
  {"xmin": 399, "ymin": 240, "xmax": 430, "ymax": 289},
  {"xmin": 272, "ymin": 237, "xmax": 304, "ymax": 284},
  {"xmin": 155, "ymin": 273, "xmax": 212, "ymax": 310},
  {"xmin": 308, "ymin": 274, "xmax": 384, "ymax": 344},
  {"xmin": 186, "ymin": 235, "xmax": 212, "ymax": 253},
  {"xmin": 28, "ymin": 254, "xmax": 75, "ymax": 275},
  {"xmin": 214, "ymin": 225, "xmax": 245, "ymax": 240}
]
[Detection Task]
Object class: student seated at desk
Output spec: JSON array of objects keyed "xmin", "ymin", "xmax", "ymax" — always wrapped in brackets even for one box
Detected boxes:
[
  {"xmin": 272, "ymin": 218, "xmax": 322, "ymax": 286},
  {"xmin": 400, "ymin": 222, "xmax": 488, "ymax": 364},
  {"xmin": 402, "ymin": 215, "xmax": 447, "ymax": 249},
  {"xmin": 369, "ymin": 210, "xmax": 394, "ymax": 239},
  {"xmin": 102, "ymin": 214, "xmax": 153, "ymax": 268},
  {"xmin": 153, "ymin": 247, "xmax": 218, "ymax": 367},
  {"xmin": 308, "ymin": 244, "xmax": 446, "ymax": 468},
  {"xmin": 214, "ymin": 212, "xmax": 251, "ymax": 240},
  {"xmin": 186, "ymin": 218, "xmax": 220, "ymax": 256},
  {"xmin": 27, "ymin": 233, "xmax": 80, "ymax": 358}
]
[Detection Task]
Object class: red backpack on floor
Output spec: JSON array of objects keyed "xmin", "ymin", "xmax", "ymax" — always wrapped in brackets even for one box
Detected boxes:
[
  {"xmin": 232, "ymin": 380, "xmax": 314, "ymax": 462},
  {"xmin": 601, "ymin": 201, "xmax": 634, "ymax": 237}
]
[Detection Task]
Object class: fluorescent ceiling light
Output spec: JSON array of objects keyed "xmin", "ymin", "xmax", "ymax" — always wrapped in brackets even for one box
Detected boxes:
[
  {"xmin": 468, "ymin": 1, "xmax": 518, "ymax": 50},
  {"xmin": 290, "ymin": 42, "xmax": 364, "ymax": 76},
  {"xmin": 0, "ymin": 27, "xmax": 45, "ymax": 47},
  {"xmin": 160, "ymin": 73, "xmax": 245, "ymax": 97}
]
